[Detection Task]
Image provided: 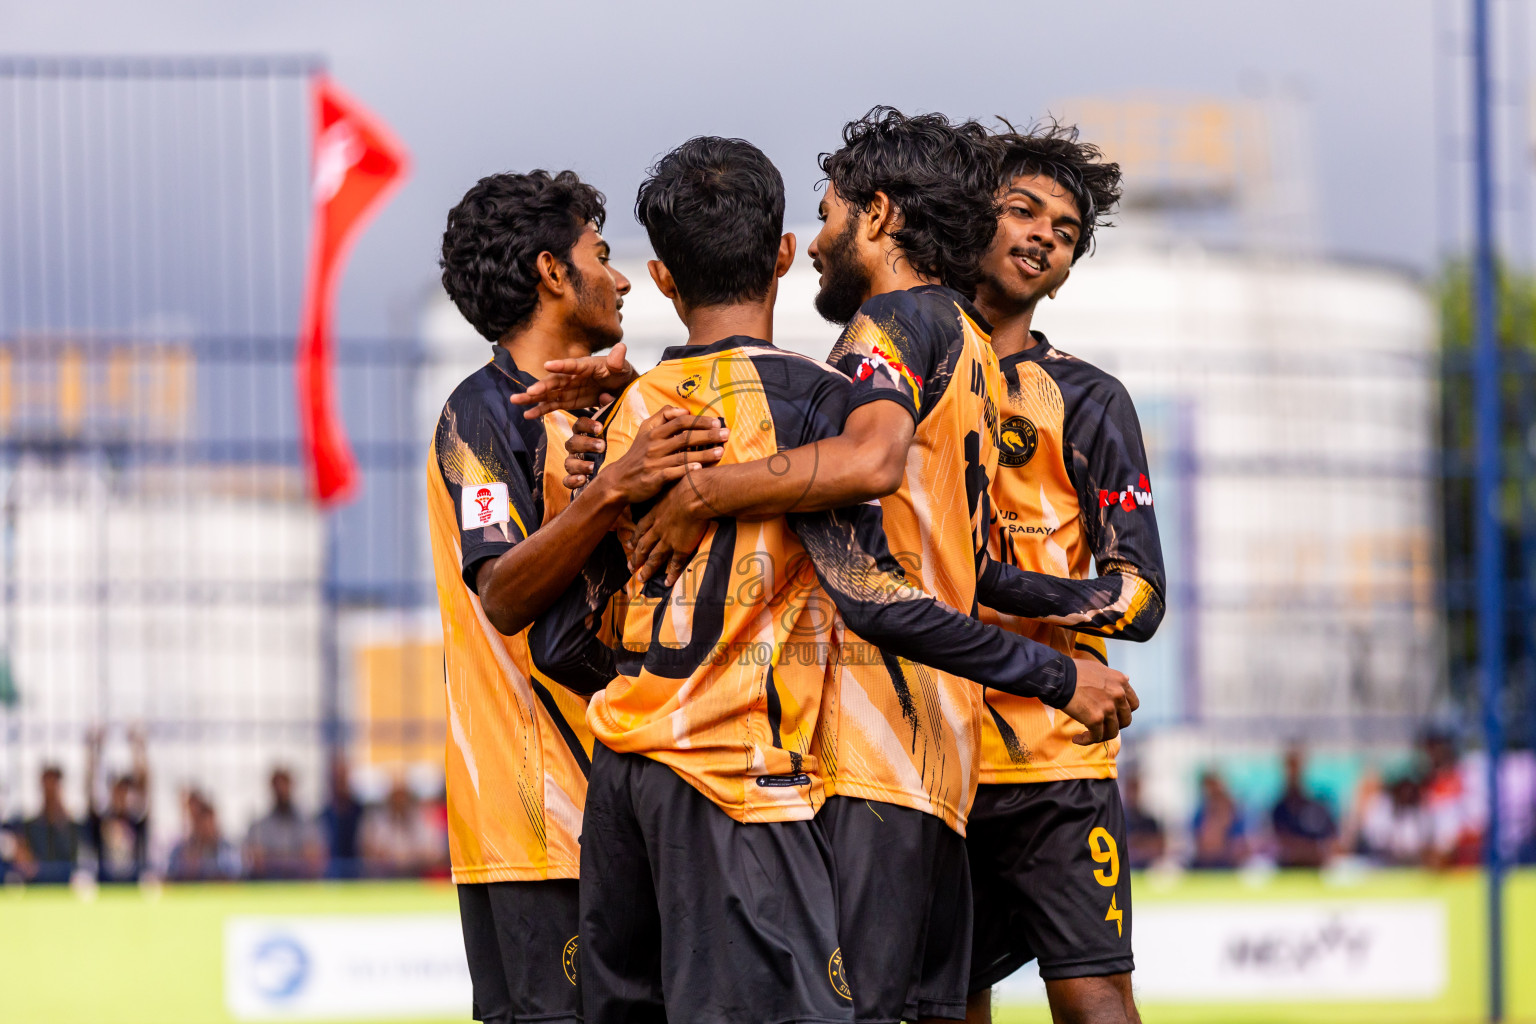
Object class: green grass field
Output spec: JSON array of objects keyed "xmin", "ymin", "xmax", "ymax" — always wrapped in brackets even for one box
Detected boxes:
[{"xmin": 4, "ymin": 870, "xmax": 1533, "ymax": 1024}]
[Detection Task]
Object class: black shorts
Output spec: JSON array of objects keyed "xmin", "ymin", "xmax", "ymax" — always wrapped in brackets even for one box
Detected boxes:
[
  {"xmin": 817, "ymin": 796, "xmax": 973, "ymax": 1023},
  {"xmin": 966, "ymin": 778, "xmax": 1134, "ymax": 990},
  {"xmin": 458, "ymin": 879, "xmax": 582, "ymax": 1024},
  {"xmin": 579, "ymin": 743, "xmax": 852, "ymax": 1024}
]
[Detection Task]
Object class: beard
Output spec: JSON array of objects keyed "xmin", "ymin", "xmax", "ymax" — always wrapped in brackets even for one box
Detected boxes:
[
  {"xmin": 570, "ymin": 263, "xmax": 623, "ymax": 349},
  {"xmin": 813, "ymin": 218, "xmax": 870, "ymax": 325}
]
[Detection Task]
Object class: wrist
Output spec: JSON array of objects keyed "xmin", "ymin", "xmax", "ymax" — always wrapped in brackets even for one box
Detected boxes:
[
  {"xmin": 586, "ymin": 472, "xmax": 630, "ymax": 517},
  {"xmin": 1042, "ymin": 654, "xmax": 1077, "ymax": 710}
]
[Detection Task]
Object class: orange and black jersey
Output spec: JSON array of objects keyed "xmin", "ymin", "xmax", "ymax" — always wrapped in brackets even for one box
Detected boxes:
[
  {"xmin": 816, "ymin": 286, "xmax": 1085, "ymax": 832},
  {"xmin": 974, "ymin": 333, "xmax": 1166, "ymax": 783},
  {"xmin": 428, "ymin": 345, "xmax": 594, "ymax": 882},
  {"xmin": 530, "ymin": 336, "xmax": 1076, "ymax": 825}
]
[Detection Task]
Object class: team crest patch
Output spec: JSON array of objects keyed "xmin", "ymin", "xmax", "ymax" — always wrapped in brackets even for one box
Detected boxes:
[
  {"xmin": 998, "ymin": 416, "xmax": 1038, "ymax": 468},
  {"xmin": 461, "ymin": 481, "xmax": 510, "ymax": 529},
  {"xmin": 676, "ymin": 374, "xmax": 701, "ymax": 399},
  {"xmin": 562, "ymin": 935, "xmax": 579, "ymax": 985},
  {"xmin": 828, "ymin": 948, "xmax": 851, "ymax": 1000}
]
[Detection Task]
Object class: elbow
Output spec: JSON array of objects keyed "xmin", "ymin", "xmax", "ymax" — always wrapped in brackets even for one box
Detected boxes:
[
  {"xmin": 1114, "ymin": 598, "xmax": 1165, "ymax": 643},
  {"xmin": 866, "ymin": 457, "xmax": 905, "ymax": 499},
  {"xmin": 481, "ymin": 593, "xmax": 531, "ymax": 638}
]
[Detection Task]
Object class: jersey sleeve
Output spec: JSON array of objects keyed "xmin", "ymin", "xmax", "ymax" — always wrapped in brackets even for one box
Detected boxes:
[
  {"xmin": 525, "ymin": 399, "xmax": 640, "ymax": 695},
  {"xmin": 790, "ymin": 505, "xmax": 1077, "ymax": 708},
  {"xmin": 433, "ymin": 390, "xmax": 542, "ymax": 593},
  {"xmin": 827, "ymin": 290, "xmax": 949, "ymax": 424},
  {"xmin": 980, "ymin": 367, "xmax": 1166, "ymax": 641},
  {"xmin": 754, "ymin": 352, "xmax": 852, "ymax": 449}
]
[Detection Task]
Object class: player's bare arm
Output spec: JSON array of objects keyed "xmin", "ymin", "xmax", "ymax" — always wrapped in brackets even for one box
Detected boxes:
[
  {"xmin": 625, "ymin": 399, "xmax": 914, "ymax": 581},
  {"xmin": 475, "ymin": 406, "xmax": 726, "ymax": 635}
]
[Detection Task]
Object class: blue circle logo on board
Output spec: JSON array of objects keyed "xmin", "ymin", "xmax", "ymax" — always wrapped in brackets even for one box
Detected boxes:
[{"xmin": 251, "ymin": 934, "xmax": 311, "ymax": 1001}]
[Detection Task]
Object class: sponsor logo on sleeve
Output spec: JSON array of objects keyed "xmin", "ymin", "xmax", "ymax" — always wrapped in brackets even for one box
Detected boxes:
[
  {"xmin": 1099, "ymin": 474, "xmax": 1153, "ymax": 512},
  {"xmin": 854, "ymin": 335, "xmax": 924, "ymax": 399},
  {"xmin": 462, "ymin": 481, "xmax": 511, "ymax": 529}
]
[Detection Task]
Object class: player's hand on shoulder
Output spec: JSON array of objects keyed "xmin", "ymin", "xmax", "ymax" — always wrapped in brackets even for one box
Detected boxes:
[
  {"xmin": 1064, "ymin": 659, "xmax": 1139, "ymax": 745},
  {"xmin": 510, "ymin": 342, "xmax": 638, "ymax": 419},
  {"xmin": 600, "ymin": 406, "xmax": 728, "ymax": 507}
]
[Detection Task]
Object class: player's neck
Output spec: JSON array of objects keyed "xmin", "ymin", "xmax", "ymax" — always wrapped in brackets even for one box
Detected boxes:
[
  {"xmin": 865, "ymin": 249, "xmax": 936, "ymax": 299},
  {"xmin": 498, "ymin": 321, "xmax": 592, "ymax": 381},
  {"xmin": 981, "ymin": 301, "xmax": 1041, "ymax": 359},
  {"xmin": 680, "ymin": 300, "xmax": 774, "ymax": 347}
]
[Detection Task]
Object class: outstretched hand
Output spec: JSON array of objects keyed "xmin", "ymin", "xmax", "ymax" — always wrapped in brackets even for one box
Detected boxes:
[{"xmin": 510, "ymin": 342, "xmax": 638, "ymax": 419}]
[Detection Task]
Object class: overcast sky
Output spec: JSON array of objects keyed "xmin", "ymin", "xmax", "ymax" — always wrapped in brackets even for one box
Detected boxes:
[{"xmin": 5, "ymin": 0, "xmax": 1446, "ymax": 336}]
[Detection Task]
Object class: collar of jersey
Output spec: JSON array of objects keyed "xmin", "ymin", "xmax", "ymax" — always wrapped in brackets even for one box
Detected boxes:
[
  {"xmin": 490, "ymin": 344, "xmax": 539, "ymax": 389},
  {"xmin": 998, "ymin": 330, "xmax": 1055, "ymax": 373},
  {"xmin": 659, "ymin": 335, "xmax": 774, "ymax": 362},
  {"xmin": 906, "ymin": 283, "xmax": 996, "ymax": 336}
]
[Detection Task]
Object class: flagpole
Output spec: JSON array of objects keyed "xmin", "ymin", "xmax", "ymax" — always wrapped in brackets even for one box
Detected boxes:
[{"xmin": 1470, "ymin": 0, "xmax": 1505, "ymax": 1018}]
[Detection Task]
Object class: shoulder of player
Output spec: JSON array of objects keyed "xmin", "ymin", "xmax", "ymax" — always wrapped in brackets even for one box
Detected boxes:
[
  {"xmin": 1035, "ymin": 344, "xmax": 1132, "ymax": 409},
  {"xmin": 853, "ymin": 286, "xmax": 961, "ymax": 340},
  {"xmin": 437, "ymin": 363, "xmax": 519, "ymax": 437}
]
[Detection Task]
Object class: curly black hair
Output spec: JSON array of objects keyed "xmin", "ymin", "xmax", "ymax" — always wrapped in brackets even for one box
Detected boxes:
[
  {"xmin": 635, "ymin": 136, "xmax": 785, "ymax": 309},
  {"xmin": 992, "ymin": 121, "xmax": 1122, "ymax": 262},
  {"xmin": 818, "ymin": 106, "xmax": 1000, "ymax": 295},
  {"xmin": 440, "ymin": 170, "xmax": 606, "ymax": 343}
]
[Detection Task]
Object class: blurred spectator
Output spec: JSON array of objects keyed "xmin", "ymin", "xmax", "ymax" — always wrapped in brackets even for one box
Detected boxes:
[
  {"xmin": 1270, "ymin": 745, "xmax": 1338, "ymax": 868},
  {"xmin": 1190, "ymin": 769, "xmax": 1248, "ymax": 869},
  {"xmin": 1121, "ymin": 773, "xmax": 1166, "ymax": 869},
  {"xmin": 360, "ymin": 777, "xmax": 448, "ymax": 878},
  {"xmin": 1357, "ymin": 773, "xmax": 1431, "ymax": 866},
  {"xmin": 17, "ymin": 765, "xmax": 81, "ymax": 883},
  {"xmin": 166, "ymin": 791, "xmax": 242, "ymax": 881},
  {"xmin": 84, "ymin": 727, "xmax": 150, "ymax": 883},
  {"xmin": 245, "ymin": 768, "xmax": 325, "ymax": 880},
  {"xmin": 319, "ymin": 756, "xmax": 363, "ymax": 879},
  {"xmin": 1420, "ymin": 731, "xmax": 1482, "ymax": 867}
]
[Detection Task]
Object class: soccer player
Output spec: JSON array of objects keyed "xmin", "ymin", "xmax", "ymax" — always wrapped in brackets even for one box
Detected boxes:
[
  {"xmin": 561, "ymin": 110, "xmax": 1136, "ymax": 1024},
  {"xmin": 964, "ymin": 126, "xmax": 1166, "ymax": 1024},
  {"xmin": 527, "ymin": 135, "xmax": 1108, "ymax": 1024},
  {"xmin": 430, "ymin": 169, "xmax": 729, "ymax": 1024}
]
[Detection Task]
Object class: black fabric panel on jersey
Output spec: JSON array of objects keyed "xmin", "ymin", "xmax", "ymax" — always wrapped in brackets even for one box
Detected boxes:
[
  {"xmin": 458, "ymin": 879, "xmax": 581, "ymax": 1024},
  {"xmin": 579, "ymin": 744, "xmax": 852, "ymax": 1024},
  {"xmin": 981, "ymin": 335, "xmax": 1167, "ymax": 641},
  {"xmin": 642, "ymin": 518, "xmax": 735, "ymax": 679},
  {"xmin": 817, "ymin": 795, "xmax": 973, "ymax": 1023},
  {"xmin": 527, "ymin": 532, "xmax": 631, "ymax": 696},
  {"xmin": 828, "ymin": 285, "xmax": 987, "ymax": 427},
  {"xmin": 790, "ymin": 506, "xmax": 1077, "ymax": 708},
  {"xmin": 436, "ymin": 348, "xmax": 546, "ymax": 593},
  {"xmin": 966, "ymin": 779, "xmax": 1134, "ymax": 989}
]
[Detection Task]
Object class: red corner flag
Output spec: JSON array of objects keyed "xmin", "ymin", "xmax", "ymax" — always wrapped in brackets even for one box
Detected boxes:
[{"xmin": 296, "ymin": 75, "xmax": 409, "ymax": 506}]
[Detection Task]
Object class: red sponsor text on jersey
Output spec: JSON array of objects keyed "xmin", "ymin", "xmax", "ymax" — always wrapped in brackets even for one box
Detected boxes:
[{"xmin": 1099, "ymin": 474, "xmax": 1153, "ymax": 512}]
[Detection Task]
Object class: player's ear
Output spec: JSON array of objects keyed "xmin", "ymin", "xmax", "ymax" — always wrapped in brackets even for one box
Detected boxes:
[
  {"xmin": 864, "ymin": 191, "xmax": 894, "ymax": 242},
  {"xmin": 649, "ymin": 259, "xmax": 689, "ymax": 322},
  {"xmin": 648, "ymin": 259, "xmax": 677, "ymax": 300},
  {"xmin": 774, "ymin": 233, "xmax": 796, "ymax": 278},
  {"xmin": 1047, "ymin": 267, "xmax": 1071, "ymax": 300},
  {"xmin": 535, "ymin": 250, "xmax": 568, "ymax": 297}
]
